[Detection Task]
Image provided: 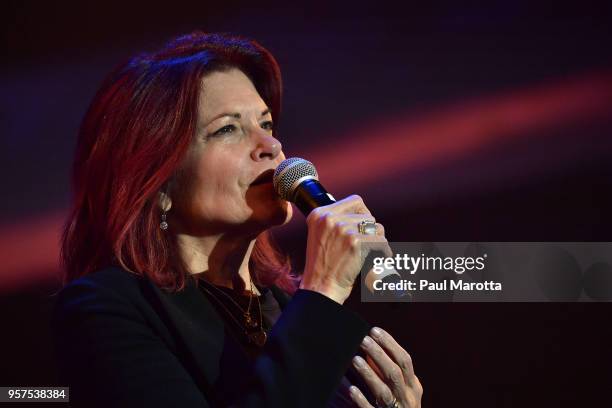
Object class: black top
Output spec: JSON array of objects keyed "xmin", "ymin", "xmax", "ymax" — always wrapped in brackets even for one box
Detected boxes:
[
  {"xmin": 199, "ymin": 281, "xmax": 357, "ymax": 407},
  {"xmin": 197, "ymin": 280, "xmax": 282, "ymax": 359},
  {"xmin": 52, "ymin": 267, "xmax": 371, "ymax": 407}
]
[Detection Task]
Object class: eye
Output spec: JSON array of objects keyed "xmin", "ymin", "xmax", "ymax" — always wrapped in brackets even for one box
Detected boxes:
[
  {"xmin": 212, "ymin": 124, "xmax": 236, "ymax": 136},
  {"xmin": 260, "ymin": 121, "xmax": 274, "ymax": 131}
]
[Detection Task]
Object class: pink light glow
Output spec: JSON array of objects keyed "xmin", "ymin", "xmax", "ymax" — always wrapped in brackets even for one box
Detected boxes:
[
  {"xmin": 1, "ymin": 71, "xmax": 611, "ymax": 292},
  {"xmin": 309, "ymin": 72, "xmax": 612, "ymax": 189}
]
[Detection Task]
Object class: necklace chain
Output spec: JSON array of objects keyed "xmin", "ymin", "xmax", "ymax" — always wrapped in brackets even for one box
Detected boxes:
[
  {"xmin": 198, "ymin": 277, "xmax": 267, "ymax": 347},
  {"xmin": 203, "ymin": 280, "xmax": 256, "ymax": 325}
]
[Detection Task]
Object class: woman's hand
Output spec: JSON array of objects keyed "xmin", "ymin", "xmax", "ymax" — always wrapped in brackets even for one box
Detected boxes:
[
  {"xmin": 299, "ymin": 195, "xmax": 389, "ymax": 304},
  {"xmin": 350, "ymin": 327, "xmax": 423, "ymax": 408}
]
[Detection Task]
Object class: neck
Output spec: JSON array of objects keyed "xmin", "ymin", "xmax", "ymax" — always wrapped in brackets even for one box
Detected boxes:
[{"xmin": 176, "ymin": 231, "xmax": 261, "ymax": 296}]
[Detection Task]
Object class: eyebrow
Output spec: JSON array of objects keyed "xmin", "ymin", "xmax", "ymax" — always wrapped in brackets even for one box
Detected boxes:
[{"xmin": 206, "ymin": 108, "xmax": 271, "ymax": 126}]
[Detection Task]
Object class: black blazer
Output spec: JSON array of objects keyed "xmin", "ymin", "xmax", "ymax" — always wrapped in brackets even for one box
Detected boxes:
[{"xmin": 51, "ymin": 267, "xmax": 371, "ymax": 407}]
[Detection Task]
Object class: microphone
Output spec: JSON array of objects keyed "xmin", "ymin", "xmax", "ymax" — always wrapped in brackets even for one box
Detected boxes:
[
  {"xmin": 273, "ymin": 157, "xmax": 410, "ymax": 300},
  {"xmin": 273, "ymin": 157, "xmax": 336, "ymax": 216}
]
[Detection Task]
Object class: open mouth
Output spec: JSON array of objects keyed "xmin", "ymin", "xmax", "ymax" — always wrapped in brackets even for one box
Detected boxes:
[{"xmin": 250, "ymin": 169, "xmax": 275, "ymax": 186}]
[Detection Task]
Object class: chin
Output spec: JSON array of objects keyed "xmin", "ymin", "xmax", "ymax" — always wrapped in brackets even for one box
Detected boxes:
[
  {"xmin": 267, "ymin": 200, "xmax": 293, "ymax": 226},
  {"xmin": 248, "ymin": 200, "xmax": 293, "ymax": 230}
]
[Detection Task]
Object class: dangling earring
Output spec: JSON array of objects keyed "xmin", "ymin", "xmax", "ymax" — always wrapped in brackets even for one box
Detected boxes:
[{"xmin": 160, "ymin": 211, "xmax": 168, "ymax": 230}]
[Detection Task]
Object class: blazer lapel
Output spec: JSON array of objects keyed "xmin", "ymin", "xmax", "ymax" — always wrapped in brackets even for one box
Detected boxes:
[{"xmin": 143, "ymin": 277, "xmax": 225, "ymax": 400}]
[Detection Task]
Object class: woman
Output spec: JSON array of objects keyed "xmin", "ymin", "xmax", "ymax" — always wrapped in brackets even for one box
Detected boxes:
[{"xmin": 52, "ymin": 31, "xmax": 423, "ymax": 408}]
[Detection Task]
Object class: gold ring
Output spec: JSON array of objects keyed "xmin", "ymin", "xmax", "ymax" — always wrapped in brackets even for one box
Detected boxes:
[{"xmin": 376, "ymin": 396, "xmax": 400, "ymax": 408}]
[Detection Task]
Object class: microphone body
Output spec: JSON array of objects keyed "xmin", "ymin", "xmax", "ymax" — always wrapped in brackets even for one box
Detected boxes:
[{"xmin": 292, "ymin": 179, "xmax": 336, "ymax": 216}]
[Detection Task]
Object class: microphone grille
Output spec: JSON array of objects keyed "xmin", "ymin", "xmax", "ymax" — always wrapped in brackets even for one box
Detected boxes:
[{"xmin": 273, "ymin": 157, "xmax": 318, "ymax": 200}]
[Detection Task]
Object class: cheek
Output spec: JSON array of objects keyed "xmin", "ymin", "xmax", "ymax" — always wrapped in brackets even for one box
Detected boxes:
[
  {"xmin": 190, "ymin": 155, "xmax": 249, "ymax": 208},
  {"xmin": 176, "ymin": 143, "xmax": 257, "ymax": 221}
]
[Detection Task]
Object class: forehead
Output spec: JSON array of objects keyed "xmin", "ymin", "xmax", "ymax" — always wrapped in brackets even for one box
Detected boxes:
[{"xmin": 198, "ymin": 68, "xmax": 267, "ymax": 120}]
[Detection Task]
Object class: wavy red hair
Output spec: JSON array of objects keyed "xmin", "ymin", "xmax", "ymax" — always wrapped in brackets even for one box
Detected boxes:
[{"xmin": 61, "ymin": 32, "xmax": 298, "ymax": 294}]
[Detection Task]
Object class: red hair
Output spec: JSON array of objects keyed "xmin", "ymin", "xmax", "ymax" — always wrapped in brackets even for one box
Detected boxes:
[{"xmin": 61, "ymin": 32, "xmax": 299, "ymax": 294}]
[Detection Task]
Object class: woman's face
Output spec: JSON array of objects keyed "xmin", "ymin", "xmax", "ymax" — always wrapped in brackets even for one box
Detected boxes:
[{"xmin": 170, "ymin": 68, "xmax": 292, "ymax": 236}]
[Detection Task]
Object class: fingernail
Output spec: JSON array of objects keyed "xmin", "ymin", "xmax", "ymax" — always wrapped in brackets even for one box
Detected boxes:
[
  {"xmin": 362, "ymin": 335, "xmax": 373, "ymax": 346},
  {"xmin": 349, "ymin": 385, "xmax": 359, "ymax": 396},
  {"xmin": 353, "ymin": 355, "xmax": 366, "ymax": 368},
  {"xmin": 371, "ymin": 327, "xmax": 383, "ymax": 339}
]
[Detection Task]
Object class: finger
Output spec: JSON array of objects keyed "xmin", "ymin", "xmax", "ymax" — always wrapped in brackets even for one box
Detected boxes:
[
  {"xmin": 336, "ymin": 218, "xmax": 386, "ymax": 239},
  {"xmin": 346, "ymin": 219, "xmax": 385, "ymax": 237},
  {"xmin": 365, "ymin": 354, "xmax": 384, "ymax": 379},
  {"xmin": 360, "ymin": 335, "xmax": 407, "ymax": 397},
  {"xmin": 330, "ymin": 194, "xmax": 372, "ymax": 215},
  {"xmin": 370, "ymin": 327, "xmax": 416, "ymax": 386},
  {"xmin": 350, "ymin": 231, "xmax": 393, "ymax": 258},
  {"xmin": 413, "ymin": 374, "xmax": 424, "ymax": 398},
  {"xmin": 366, "ymin": 233, "xmax": 393, "ymax": 258},
  {"xmin": 326, "ymin": 214, "xmax": 377, "ymax": 228},
  {"xmin": 321, "ymin": 214, "xmax": 383, "ymax": 238},
  {"xmin": 335, "ymin": 214, "xmax": 377, "ymax": 223},
  {"xmin": 312, "ymin": 213, "xmax": 384, "ymax": 239},
  {"xmin": 348, "ymin": 385, "xmax": 374, "ymax": 408},
  {"xmin": 305, "ymin": 205, "xmax": 374, "ymax": 230},
  {"xmin": 352, "ymin": 355, "xmax": 394, "ymax": 407}
]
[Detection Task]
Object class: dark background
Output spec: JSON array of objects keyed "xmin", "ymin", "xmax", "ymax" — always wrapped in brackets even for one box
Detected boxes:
[{"xmin": 1, "ymin": 1, "xmax": 611, "ymax": 406}]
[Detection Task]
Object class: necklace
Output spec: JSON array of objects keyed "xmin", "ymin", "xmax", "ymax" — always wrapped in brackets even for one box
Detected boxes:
[
  {"xmin": 199, "ymin": 277, "xmax": 267, "ymax": 347},
  {"xmin": 204, "ymin": 279, "xmax": 257, "ymax": 327}
]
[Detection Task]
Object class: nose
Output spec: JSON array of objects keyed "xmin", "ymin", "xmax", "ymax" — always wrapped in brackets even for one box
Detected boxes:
[{"xmin": 250, "ymin": 130, "xmax": 282, "ymax": 162}]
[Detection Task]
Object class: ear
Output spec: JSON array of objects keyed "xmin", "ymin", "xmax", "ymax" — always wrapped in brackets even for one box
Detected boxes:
[{"xmin": 158, "ymin": 190, "xmax": 172, "ymax": 212}]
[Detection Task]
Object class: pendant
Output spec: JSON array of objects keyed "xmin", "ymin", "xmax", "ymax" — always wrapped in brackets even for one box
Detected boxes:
[
  {"xmin": 244, "ymin": 313, "xmax": 258, "ymax": 329},
  {"xmin": 248, "ymin": 330, "xmax": 267, "ymax": 347}
]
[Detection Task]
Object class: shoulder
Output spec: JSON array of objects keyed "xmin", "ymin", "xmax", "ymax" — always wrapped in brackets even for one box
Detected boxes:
[
  {"xmin": 66, "ymin": 266, "xmax": 144, "ymax": 291},
  {"xmin": 52, "ymin": 267, "xmax": 148, "ymax": 322}
]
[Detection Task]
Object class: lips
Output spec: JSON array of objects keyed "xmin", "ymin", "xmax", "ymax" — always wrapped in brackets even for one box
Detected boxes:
[{"xmin": 250, "ymin": 169, "xmax": 275, "ymax": 186}]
